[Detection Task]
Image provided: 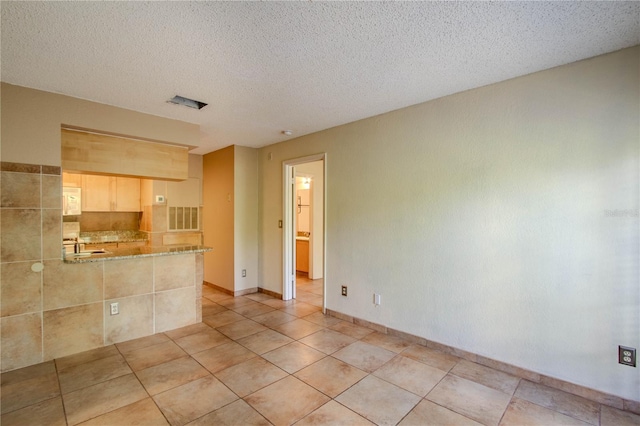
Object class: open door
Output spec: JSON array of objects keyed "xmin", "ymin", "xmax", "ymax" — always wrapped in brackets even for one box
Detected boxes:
[{"xmin": 282, "ymin": 154, "xmax": 326, "ymax": 311}]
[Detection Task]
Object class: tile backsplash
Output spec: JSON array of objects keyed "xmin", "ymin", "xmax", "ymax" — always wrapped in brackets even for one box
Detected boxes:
[{"xmin": 63, "ymin": 211, "xmax": 141, "ymax": 232}]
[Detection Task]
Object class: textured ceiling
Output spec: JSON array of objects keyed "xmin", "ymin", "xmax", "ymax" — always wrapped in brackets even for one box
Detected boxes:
[{"xmin": 1, "ymin": 1, "xmax": 639, "ymax": 154}]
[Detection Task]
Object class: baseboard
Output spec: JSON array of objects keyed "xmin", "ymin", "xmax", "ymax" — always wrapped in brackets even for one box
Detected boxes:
[
  {"xmin": 258, "ymin": 287, "xmax": 283, "ymax": 299},
  {"xmin": 203, "ymin": 281, "xmax": 258, "ymax": 297},
  {"xmin": 325, "ymin": 308, "xmax": 640, "ymax": 414}
]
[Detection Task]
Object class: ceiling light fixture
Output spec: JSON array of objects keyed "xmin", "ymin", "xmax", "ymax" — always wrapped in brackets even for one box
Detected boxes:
[
  {"xmin": 167, "ymin": 95, "xmax": 208, "ymax": 110},
  {"xmin": 282, "ymin": 130, "xmax": 293, "ymax": 136}
]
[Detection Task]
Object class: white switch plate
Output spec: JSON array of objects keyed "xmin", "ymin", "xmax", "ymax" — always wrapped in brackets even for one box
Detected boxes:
[{"xmin": 374, "ymin": 293, "xmax": 381, "ymax": 306}]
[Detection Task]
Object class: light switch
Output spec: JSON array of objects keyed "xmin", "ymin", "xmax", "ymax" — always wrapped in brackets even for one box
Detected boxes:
[{"xmin": 374, "ymin": 293, "xmax": 381, "ymax": 306}]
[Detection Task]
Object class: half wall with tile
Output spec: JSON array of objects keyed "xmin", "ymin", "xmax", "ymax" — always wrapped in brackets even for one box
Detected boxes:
[{"xmin": 0, "ymin": 162, "xmax": 203, "ymax": 372}]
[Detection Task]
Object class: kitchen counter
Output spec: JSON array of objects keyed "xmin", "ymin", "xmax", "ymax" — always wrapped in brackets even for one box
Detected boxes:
[{"xmin": 64, "ymin": 244, "xmax": 212, "ymax": 263}]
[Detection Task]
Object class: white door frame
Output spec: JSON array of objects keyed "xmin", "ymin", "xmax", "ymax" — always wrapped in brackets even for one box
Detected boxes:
[{"xmin": 282, "ymin": 153, "xmax": 326, "ymax": 310}]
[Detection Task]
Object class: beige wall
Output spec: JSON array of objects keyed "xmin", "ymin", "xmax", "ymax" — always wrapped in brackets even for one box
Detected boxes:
[
  {"xmin": 202, "ymin": 145, "xmax": 259, "ymax": 293},
  {"xmin": 1, "ymin": 83, "xmax": 199, "ymax": 166},
  {"xmin": 234, "ymin": 146, "xmax": 259, "ymax": 291},
  {"xmin": 257, "ymin": 47, "xmax": 640, "ymax": 401},
  {"xmin": 203, "ymin": 146, "xmax": 235, "ymax": 292}
]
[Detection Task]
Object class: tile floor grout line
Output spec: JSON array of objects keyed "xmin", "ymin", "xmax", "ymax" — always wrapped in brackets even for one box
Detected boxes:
[{"xmin": 51, "ymin": 359, "xmax": 69, "ymax": 425}]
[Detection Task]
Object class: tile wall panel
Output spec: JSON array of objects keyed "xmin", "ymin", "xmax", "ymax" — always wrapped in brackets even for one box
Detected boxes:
[
  {"xmin": 43, "ymin": 303, "xmax": 103, "ymax": 360},
  {"xmin": 155, "ymin": 287, "xmax": 196, "ymax": 333},
  {"xmin": 0, "ymin": 171, "xmax": 41, "ymax": 208},
  {"xmin": 43, "ymin": 260, "xmax": 103, "ymax": 311},
  {"xmin": 1, "ymin": 261, "xmax": 42, "ymax": 317},
  {"xmin": 42, "ymin": 209, "xmax": 62, "ymax": 260},
  {"xmin": 1, "ymin": 313, "xmax": 43, "ymax": 371},
  {"xmin": 152, "ymin": 205, "xmax": 167, "ymax": 233},
  {"xmin": 104, "ymin": 258, "xmax": 153, "ymax": 299},
  {"xmin": 1, "ymin": 209, "xmax": 42, "ymax": 262},
  {"xmin": 104, "ymin": 294, "xmax": 154, "ymax": 345},
  {"xmin": 195, "ymin": 254, "xmax": 204, "ymax": 298},
  {"xmin": 154, "ymin": 254, "xmax": 195, "ymax": 291},
  {"xmin": 41, "ymin": 175, "xmax": 61, "ymax": 209}
]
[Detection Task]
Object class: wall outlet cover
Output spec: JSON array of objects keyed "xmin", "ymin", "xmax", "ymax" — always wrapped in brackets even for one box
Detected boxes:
[{"xmin": 619, "ymin": 346, "xmax": 636, "ymax": 367}]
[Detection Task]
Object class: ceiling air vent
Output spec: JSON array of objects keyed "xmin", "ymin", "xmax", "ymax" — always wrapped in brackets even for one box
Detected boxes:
[{"xmin": 167, "ymin": 95, "xmax": 208, "ymax": 110}]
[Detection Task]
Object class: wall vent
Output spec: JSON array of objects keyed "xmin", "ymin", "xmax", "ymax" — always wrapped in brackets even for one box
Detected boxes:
[{"xmin": 169, "ymin": 206, "xmax": 199, "ymax": 230}]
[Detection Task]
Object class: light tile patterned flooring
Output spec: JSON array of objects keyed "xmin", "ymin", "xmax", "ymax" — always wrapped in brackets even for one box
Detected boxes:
[{"xmin": 1, "ymin": 280, "xmax": 638, "ymax": 426}]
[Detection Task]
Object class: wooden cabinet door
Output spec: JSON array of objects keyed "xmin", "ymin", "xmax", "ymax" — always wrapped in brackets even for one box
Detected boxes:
[
  {"xmin": 117, "ymin": 241, "xmax": 146, "ymax": 248},
  {"xmin": 296, "ymin": 240, "xmax": 309, "ymax": 273},
  {"xmin": 85, "ymin": 242, "xmax": 118, "ymax": 251},
  {"xmin": 82, "ymin": 175, "xmax": 112, "ymax": 211},
  {"xmin": 62, "ymin": 172, "xmax": 83, "ymax": 187},
  {"xmin": 115, "ymin": 177, "xmax": 141, "ymax": 212}
]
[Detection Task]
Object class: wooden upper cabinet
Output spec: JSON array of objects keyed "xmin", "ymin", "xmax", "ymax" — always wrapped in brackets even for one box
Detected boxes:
[
  {"xmin": 62, "ymin": 172, "xmax": 83, "ymax": 187},
  {"xmin": 114, "ymin": 177, "xmax": 141, "ymax": 212},
  {"xmin": 80, "ymin": 174, "xmax": 141, "ymax": 212},
  {"xmin": 82, "ymin": 175, "xmax": 112, "ymax": 211}
]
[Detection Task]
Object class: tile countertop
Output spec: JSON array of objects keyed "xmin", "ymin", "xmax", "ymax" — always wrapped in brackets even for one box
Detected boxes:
[{"xmin": 63, "ymin": 245, "xmax": 212, "ymax": 263}]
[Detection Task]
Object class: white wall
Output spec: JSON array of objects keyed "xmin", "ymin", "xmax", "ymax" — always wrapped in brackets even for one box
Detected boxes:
[{"xmin": 257, "ymin": 47, "xmax": 640, "ymax": 401}]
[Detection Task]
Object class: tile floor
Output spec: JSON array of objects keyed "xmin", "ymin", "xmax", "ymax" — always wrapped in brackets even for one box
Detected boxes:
[
  {"xmin": 294, "ymin": 273, "xmax": 324, "ymax": 308},
  {"xmin": 1, "ymin": 283, "xmax": 639, "ymax": 426}
]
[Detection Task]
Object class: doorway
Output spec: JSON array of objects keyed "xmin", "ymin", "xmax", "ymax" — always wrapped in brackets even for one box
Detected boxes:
[{"xmin": 282, "ymin": 154, "xmax": 326, "ymax": 311}]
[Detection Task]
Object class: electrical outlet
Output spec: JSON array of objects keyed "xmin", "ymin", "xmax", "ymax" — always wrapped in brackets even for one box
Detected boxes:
[
  {"xmin": 242, "ymin": 269, "xmax": 247, "ymax": 277},
  {"xmin": 341, "ymin": 286, "xmax": 348, "ymax": 296},
  {"xmin": 110, "ymin": 302, "xmax": 119, "ymax": 316},
  {"xmin": 619, "ymin": 346, "xmax": 636, "ymax": 367}
]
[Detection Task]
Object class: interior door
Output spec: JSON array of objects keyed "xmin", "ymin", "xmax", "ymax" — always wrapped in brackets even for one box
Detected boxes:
[{"xmin": 282, "ymin": 154, "xmax": 326, "ymax": 307}]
